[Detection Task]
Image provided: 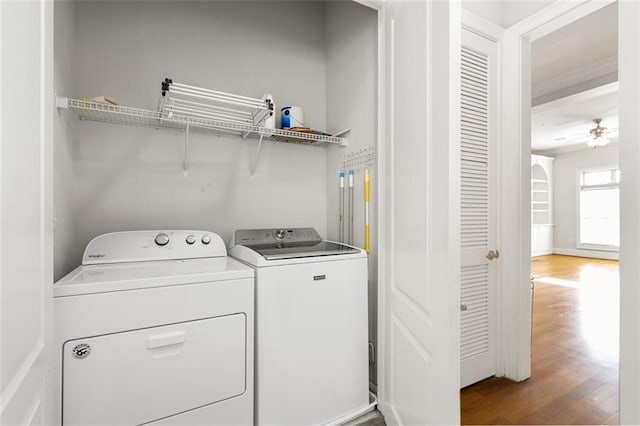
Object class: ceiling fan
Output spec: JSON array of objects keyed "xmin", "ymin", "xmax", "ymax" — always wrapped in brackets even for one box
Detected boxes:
[{"xmin": 588, "ymin": 118, "xmax": 610, "ymax": 148}]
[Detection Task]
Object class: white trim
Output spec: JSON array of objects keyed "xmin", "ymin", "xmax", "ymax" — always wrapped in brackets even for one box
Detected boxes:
[
  {"xmin": 0, "ymin": 341, "xmax": 45, "ymax": 413},
  {"xmin": 618, "ymin": 2, "xmax": 640, "ymax": 421},
  {"xmin": 499, "ymin": 25, "xmax": 531, "ymax": 381},
  {"xmin": 552, "ymin": 247, "xmax": 619, "ymax": 260},
  {"xmin": 508, "ymin": 0, "xmax": 616, "ymax": 41},
  {"xmin": 531, "ymin": 250, "xmax": 553, "ymax": 257},
  {"xmin": 346, "ymin": 0, "xmax": 386, "ymax": 408},
  {"xmin": 462, "ymin": 10, "xmax": 505, "ymax": 42},
  {"xmin": 576, "ymin": 243, "xmax": 619, "ymax": 252},
  {"xmin": 500, "ymin": 0, "xmax": 615, "ymax": 383},
  {"xmin": 41, "ymin": 1, "xmax": 55, "ymax": 424},
  {"xmin": 353, "ymin": 0, "xmax": 384, "ymax": 11},
  {"xmin": 374, "ymin": 0, "xmax": 387, "ymax": 414},
  {"xmin": 0, "ymin": 6, "xmax": 4, "ymax": 369},
  {"xmin": 21, "ymin": 395, "xmax": 42, "ymax": 426}
]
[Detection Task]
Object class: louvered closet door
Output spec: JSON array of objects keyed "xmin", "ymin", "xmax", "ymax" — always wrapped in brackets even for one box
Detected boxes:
[{"xmin": 460, "ymin": 29, "xmax": 498, "ymax": 388}]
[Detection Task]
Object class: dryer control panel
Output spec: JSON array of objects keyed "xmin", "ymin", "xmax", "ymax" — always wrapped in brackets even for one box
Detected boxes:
[{"xmin": 82, "ymin": 230, "xmax": 226, "ymax": 265}]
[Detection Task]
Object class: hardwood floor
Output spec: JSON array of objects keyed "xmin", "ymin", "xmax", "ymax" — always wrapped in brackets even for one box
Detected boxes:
[{"xmin": 461, "ymin": 254, "xmax": 619, "ymax": 425}]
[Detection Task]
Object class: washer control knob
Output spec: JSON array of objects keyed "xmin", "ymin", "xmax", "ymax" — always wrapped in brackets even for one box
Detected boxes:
[
  {"xmin": 275, "ymin": 229, "xmax": 286, "ymax": 240},
  {"xmin": 201, "ymin": 235, "xmax": 211, "ymax": 245},
  {"xmin": 154, "ymin": 233, "xmax": 170, "ymax": 246},
  {"xmin": 186, "ymin": 235, "xmax": 196, "ymax": 245}
]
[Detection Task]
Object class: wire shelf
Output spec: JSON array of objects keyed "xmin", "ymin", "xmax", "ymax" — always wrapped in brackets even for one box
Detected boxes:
[{"xmin": 56, "ymin": 96, "xmax": 348, "ymax": 147}]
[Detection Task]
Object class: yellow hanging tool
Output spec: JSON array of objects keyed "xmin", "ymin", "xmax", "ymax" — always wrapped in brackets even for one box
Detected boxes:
[{"xmin": 365, "ymin": 168, "xmax": 370, "ymax": 253}]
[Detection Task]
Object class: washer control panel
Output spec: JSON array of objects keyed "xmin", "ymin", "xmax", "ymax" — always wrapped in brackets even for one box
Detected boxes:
[
  {"xmin": 234, "ymin": 228, "xmax": 322, "ymax": 245},
  {"xmin": 83, "ymin": 230, "xmax": 227, "ymax": 265}
]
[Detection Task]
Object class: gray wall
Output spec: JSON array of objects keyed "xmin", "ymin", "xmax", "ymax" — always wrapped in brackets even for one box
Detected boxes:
[
  {"xmin": 553, "ymin": 144, "xmax": 619, "ymax": 258},
  {"xmin": 54, "ymin": 0, "xmax": 380, "ymax": 386},
  {"xmin": 325, "ymin": 1, "xmax": 378, "ymax": 386},
  {"xmin": 55, "ymin": 1, "xmax": 331, "ymax": 279}
]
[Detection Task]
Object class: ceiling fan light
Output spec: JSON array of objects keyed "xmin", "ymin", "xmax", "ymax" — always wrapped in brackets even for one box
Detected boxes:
[{"xmin": 587, "ymin": 136, "xmax": 610, "ymax": 148}]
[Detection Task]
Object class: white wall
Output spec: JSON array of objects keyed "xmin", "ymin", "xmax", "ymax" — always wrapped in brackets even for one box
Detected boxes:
[
  {"xmin": 462, "ymin": 0, "xmax": 503, "ymax": 26},
  {"xmin": 553, "ymin": 144, "xmax": 619, "ymax": 259},
  {"xmin": 502, "ymin": 0, "xmax": 555, "ymax": 28},
  {"xmin": 53, "ymin": 1, "xmax": 77, "ymax": 280},
  {"xmin": 325, "ymin": 1, "xmax": 378, "ymax": 386},
  {"xmin": 55, "ymin": 1, "xmax": 331, "ymax": 278},
  {"xmin": 462, "ymin": 0, "xmax": 555, "ymax": 28}
]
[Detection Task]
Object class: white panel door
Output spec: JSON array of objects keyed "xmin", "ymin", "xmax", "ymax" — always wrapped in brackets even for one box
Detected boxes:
[
  {"xmin": 460, "ymin": 29, "xmax": 498, "ymax": 388},
  {"xmin": 0, "ymin": 1, "xmax": 54, "ymax": 425},
  {"xmin": 379, "ymin": 1, "xmax": 461, "ymax": 424}
]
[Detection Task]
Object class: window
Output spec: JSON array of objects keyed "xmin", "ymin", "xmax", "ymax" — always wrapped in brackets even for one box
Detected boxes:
[{"xmin": 578, "ymin": 168, "xmax": 620, "ymax": 250}]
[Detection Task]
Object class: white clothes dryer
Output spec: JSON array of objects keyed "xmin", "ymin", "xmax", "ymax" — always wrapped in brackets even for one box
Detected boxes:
[
  {"xmin": 53, "ymin": 230, "xmax": 254, "ymax": 426},
  {"xmin": 229, "ymin": 228, "xmax": 369, "ymax": 426}
]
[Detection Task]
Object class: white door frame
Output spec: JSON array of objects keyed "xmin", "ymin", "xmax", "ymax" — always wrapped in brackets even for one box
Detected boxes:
[
  {"xmin": 618, "ymin": 1, "xmax": 640, "ymax": 423},
  {"xmin": 499, "ymin": 0, "xmax": 616, "ymax": 382},
  {"xmin": 354, "ymin": 0, "xmax": 386, "ymax": 401}
]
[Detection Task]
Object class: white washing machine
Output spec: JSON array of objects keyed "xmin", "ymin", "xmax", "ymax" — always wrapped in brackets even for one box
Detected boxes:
[
  {"xmin": 53, "ymin": 230, "xmax": 254, "ymax": 426},
  {"xmin": 229, "ymin": 228, "xmax": 369, "ymax": 426}
]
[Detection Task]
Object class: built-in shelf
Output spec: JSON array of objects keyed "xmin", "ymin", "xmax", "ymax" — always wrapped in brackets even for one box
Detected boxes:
[
  {"xmin": 55, "ymin": 96, "xmax": 348, "ymax": 173},
  {"xmin": 531, "ymin": 163, "xmax": 551, "ymax": 226},
  {"xmin": 531, "ymin": 155, "xmax": 554, "ymax": 256}
]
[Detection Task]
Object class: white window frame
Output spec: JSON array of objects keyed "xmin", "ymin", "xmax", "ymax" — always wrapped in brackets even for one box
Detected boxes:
[{"xmin": 576, "ymin": 165, "xmax": 620, "ymax": 252}]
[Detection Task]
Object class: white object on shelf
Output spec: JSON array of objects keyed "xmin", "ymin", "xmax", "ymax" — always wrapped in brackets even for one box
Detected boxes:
[
  {"xmin": 55, "ymin": 96, "xmax": 348, "ymax": 173},
  {"xmin": 281, "ymin": 105, "xmax": 304, "ymax": 129}
]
